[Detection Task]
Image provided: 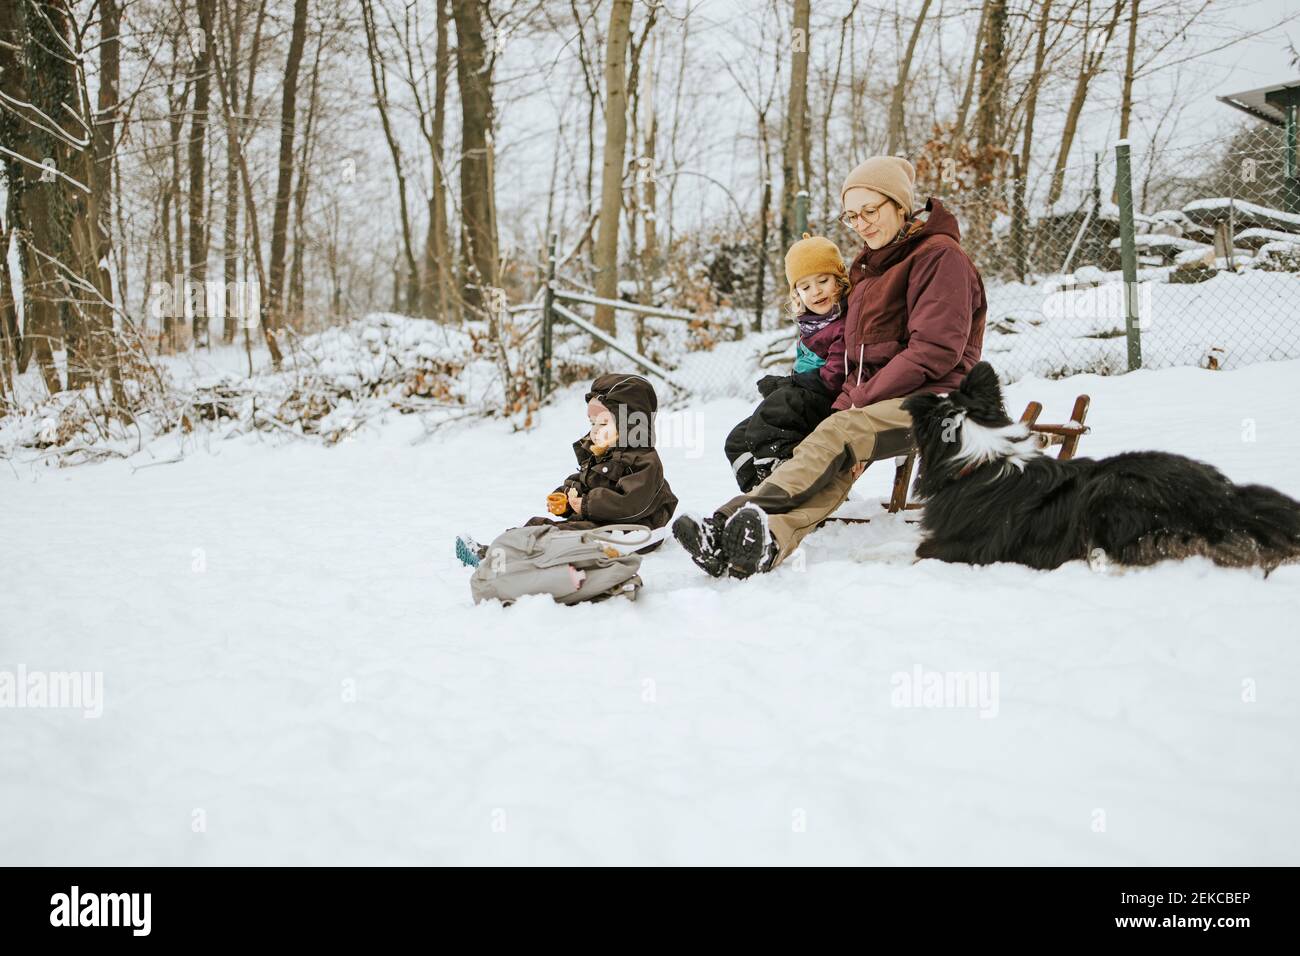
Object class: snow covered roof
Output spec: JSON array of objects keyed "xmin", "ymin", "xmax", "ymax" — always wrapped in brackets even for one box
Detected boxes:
[
  {"xmin": 1107, "ymin": 234, "xmax": 1207, "ymax": 252},
  {"xmin": 1235, "ymin": 227, "xmax": 1300, "ymax": 248},
  {"xmin": 1183, "ymin": 198, "xmax": 1300, "ymax": 231},
  {"xmin": 1217, "ymin": 80, "xmax": 1300, "ymax": 128}
]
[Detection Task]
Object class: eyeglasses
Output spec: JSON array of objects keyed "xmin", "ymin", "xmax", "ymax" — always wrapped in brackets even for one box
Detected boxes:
[{"xmin": 838, "ymin": 202, "xmax": 887, "ymax": 228}]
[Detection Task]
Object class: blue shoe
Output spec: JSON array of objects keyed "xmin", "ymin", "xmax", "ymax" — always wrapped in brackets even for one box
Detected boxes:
[{"xmin": 456, "ymin": 533, "xmax": 486, "ymax": 568}]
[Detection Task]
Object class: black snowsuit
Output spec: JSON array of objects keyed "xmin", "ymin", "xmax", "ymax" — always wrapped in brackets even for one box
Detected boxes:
[{"xmin": 724, "ymin": 371, "xmax": 836, "ymax": 493}]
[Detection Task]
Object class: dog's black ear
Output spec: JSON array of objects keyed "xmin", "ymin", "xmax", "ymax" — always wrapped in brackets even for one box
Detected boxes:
[
  {"xmin": 959, "ymin": 362, "xmax": 1000, "ymax": 400},
  {"xmin": 902, "ymin": 392, "xmax": 950, "ymax": 441},
  {"xmin": 901, "ymin": 392, "xmax": 945, "ymax": 423},
  {"xmin": 956, "ymin": 362, "xmax": 1009, "ymax": 423}
]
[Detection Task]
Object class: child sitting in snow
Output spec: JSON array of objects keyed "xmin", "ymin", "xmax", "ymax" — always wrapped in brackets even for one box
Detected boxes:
[
  {"xmin": 722, "ymin": 232, "xmax": 849, "ymax": 492},
  {"xmin": 456, "ymin": 373, "xmax": 679, "ymax": 566}
]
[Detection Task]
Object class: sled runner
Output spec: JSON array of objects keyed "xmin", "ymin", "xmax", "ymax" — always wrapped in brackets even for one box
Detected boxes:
[
  {"xmin": 594, "ymin": 525, "xmax": 670, "ymax": 555},
  {"xmin": 828, "ymin": 393, "xmax": 1091, "ymax": 524}
]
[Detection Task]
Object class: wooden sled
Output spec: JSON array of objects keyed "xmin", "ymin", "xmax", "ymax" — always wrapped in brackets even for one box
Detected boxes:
[{"xmin": 826, "ymin": 394, "xmax": 1092, "ymax": 525}]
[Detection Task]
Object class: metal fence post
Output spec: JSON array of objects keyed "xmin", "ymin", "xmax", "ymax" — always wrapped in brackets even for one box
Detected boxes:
[
  {"xmin": 540, "ymin": 231, "xmax": 557, "ymax": 398},
  {"xmin": 1286, "ymin": 100, "xmax": 1298, "ymax": 214},
  {"xmin": 1010, "ymin": 153, "xmax": 1028, "ymax": 282},
  {"xmin": 1115, "ymin": 140, "xmax": 1142, "ymax": 371},
  {"xmin": 795, "ymin": 190, "xmax": 810, "ymax": 236}
]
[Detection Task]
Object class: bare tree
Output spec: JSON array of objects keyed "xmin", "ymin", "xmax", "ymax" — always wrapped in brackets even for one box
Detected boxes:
[
  {"xmin": 265, "ymin": 0, "xmax": 310, "ymax": 333},
  {"xmin": 592, "ymin": 0, "xmax": 633, "ymax": 333},
  {"xmin": 1118, "ymin": 0, "xmax": 1140, "ymax": 141},
  {"xmin": 886, "ymin": 0, "xmax": 934, "ymax": 155},
  {"xmin": 1047, "ymin": 0, "xmax": 1124, "ymax": 205},
  {"xmin": 219, "ymin": 0, "xmax": 246, "ymax": 343},
  {"xmin": 778, "ymin": 0, "xmax": 810, "ymax": 250},
  {"xmin": 210, "ymin": 0, "xmax": 281, "ymax": 363},
  {"xmin": 289, "ymin": 14, "xmax": 327, "ymax": 324},
  {"xmin": 422, "ymin": 0, "xmax": 452, "ymax": 321},
  {"xmin": 360, "ymin": 0, "xmax": 419, "ymax": 314},
  {"xmin": 2, "ymin": 0, "xmax": 119, "ymax": 395},
  {"xmin": 188, "ymin": 0, "xmax": 215, "ymax": 347},
  {"xmin": 453, "ymin": 0, "xmax": 500, "ymax": 318}
]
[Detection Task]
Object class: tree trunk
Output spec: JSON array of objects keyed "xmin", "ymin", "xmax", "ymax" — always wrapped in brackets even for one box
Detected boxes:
[
  {"xmin": 211, "ymin": 0, "xmax": 279, "ymax": 363},
  {"xmin": 188, "ymin": 0, "xmax": 214, "ymax": 347},
  {"xmin": 623, "ymin": 3, "xmax": 658, "ymax": 339},
  {"xmin": 453, "ymin": 0, "xmax": 500, "ymax": 320},
  {"xmin": 593, "ymin": 0, "xmax": 634, "ymax": 334},
  {"xmin": 755, "ymin": 108, "xmax": 772, "ymax": 333},
  {"xmin": 1019, "ymin": 0, "xmax": 1054, "ymax": 180},
  {"xmin": 959, "ymin": 0, "xmax": 1007, "ymax": 259},
  {"xmin": 289, "ymin": 21, "xmax": 324, "ymax": 325},
  {"xmin": 975, "ymin": 0, "xmax": 1006, "ymax": 158},
  {"xmin": 640, "ymin": 43, "xmax": 658, "ymax": 307},
  {"xmin": 361, "ymin": 0, "xmax": 419, "ymax": 315},
  {"xmin": 11, "ymin": 3, "xmax": 74, "ymax": 389},
  {"xmin": 220, "ymin": 0, "xmax": 244, "ymax": 344},
  {"xmin": 164, "ymin": 67, "xmax": 191, "ymax": 352},
  {"xmin": 1113, "ymin": 0, "xmax": 1141, "ymax": 203},
  {"xmin": 1015, "ymin": 0, "xmax": 1054, "ymax": 280},
  {"xmin": 779, "ymin": 0, "xmax": 810, "ymax": 251},
  {"xmin": 90, "ymin": 0, "xmax": 124, "ymax": 402},
  {"xmin": 1119, "ymin": 0, "xmax": 1140, "ymax": 141},
  {"xmin": 264, "ymin": 0, "xmax": 308, "ymax": 332},
  {"xmin": 7, "ymin": 1, "xmax": 117, "ymax": 394},
  {"xmin": 1047, "ymin": 0, "xmax": 1123, "ymax": 205},
  {"xmin": 421, "ymin": 0, "xmax": 452, "ymax": 321},
  {"xmin": 0, "ymin": 0, "xmax": 27, "ymax": 394},
  {"xmin": 953, "ymin": 2, "xmax": 989, "ymax": 144},
  {"xmin": 238, "ymin": 0, "xmax": 268, "ymax": 340},
  {"xmin": 570, "ymin": 2, "xmax": 599, "ymax": 259},
  {"xmin": 96, "ymin": 0, "xmax": 120, "ymax": 285},
  {"xmin": 887, "ymin": 0, "xmax": 933, "ymax": 155}
]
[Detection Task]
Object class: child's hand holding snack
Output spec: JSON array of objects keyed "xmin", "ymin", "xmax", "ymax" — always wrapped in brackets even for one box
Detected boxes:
[{"xmin": 567, "ymin": 488, "xmax": 583, "ymax": 516}]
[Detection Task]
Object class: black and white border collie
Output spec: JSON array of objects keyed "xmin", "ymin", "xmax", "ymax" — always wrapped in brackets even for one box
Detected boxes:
[{"xmin": 901, "ymin": 362, "xmax": 1300, "ymax": 571}]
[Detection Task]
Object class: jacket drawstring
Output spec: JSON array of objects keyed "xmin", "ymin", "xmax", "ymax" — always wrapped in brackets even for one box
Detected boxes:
[{"xmin": 856, "ymin": 344, "xmax": 864, "ymax": 386}]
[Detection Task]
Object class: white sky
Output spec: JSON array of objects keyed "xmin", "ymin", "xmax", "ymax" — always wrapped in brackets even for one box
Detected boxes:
[{"xmin": 493, "ymin": 0, "xmax": 1300, "ymax": 249}]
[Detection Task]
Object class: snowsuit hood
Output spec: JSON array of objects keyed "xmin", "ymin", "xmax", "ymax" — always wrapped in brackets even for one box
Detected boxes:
[
  {"xmin": 584, "ymin": 373, "xmax": 660, "ymax": 448},
  {"xmin": 535, "ymin": 373, "xmax": 677, "ymax": 535}
]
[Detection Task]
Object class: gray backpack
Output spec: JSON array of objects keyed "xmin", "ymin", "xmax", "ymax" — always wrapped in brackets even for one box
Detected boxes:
[{"xmin": 469, "ymin": 524, "xmax": 649, "ymax": 606}]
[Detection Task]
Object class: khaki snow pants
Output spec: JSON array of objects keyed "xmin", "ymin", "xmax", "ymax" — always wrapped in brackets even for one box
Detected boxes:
[{"xmin": 715, "ymin": 397, "xmax": 914, "ymax": 567}]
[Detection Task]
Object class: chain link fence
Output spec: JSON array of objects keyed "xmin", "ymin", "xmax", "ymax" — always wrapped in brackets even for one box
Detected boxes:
[
  {"xmin": 942, "ymin": 130, "xmax": 1300, "ymax": 380},
  {"xmin": 535, "ymin": 266, "xmax": 798, "ymax": 404},
  {"xmin": 537, "ymin": 130, "xmax": 1300, "ymax": 404}
]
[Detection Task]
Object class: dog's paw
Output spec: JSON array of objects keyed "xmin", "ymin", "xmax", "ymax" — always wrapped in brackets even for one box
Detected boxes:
[{"xmin": 1088, "ymin": 547, "xmax": 1119, "ymax": 574}]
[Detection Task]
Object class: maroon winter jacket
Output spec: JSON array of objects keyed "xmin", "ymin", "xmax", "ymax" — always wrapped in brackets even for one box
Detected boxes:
[{"xmin": 832, "ymin": 198, "xmax": 986, "ymax": 411}]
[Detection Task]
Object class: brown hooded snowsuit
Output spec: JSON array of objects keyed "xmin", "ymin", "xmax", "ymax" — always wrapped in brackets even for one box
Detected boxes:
[{"xmin": 526, "ymin": 374, "xmax": 679, "ymax": 541}]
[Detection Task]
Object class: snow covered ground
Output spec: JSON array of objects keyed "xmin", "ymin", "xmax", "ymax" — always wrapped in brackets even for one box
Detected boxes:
[{"xmin": 3, "ymin": 358, "xmax": 1299, "ymax": 865}]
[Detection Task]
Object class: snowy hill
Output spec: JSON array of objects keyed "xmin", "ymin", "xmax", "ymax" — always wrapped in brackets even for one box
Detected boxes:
[{"xmin": 2, "ymin": 360, "xmax": 1298, "ymax": 864}]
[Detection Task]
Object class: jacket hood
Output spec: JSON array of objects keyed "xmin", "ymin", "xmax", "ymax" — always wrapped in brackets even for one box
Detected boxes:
[
  {"xmin": 912, "ymin": 197, "xmax": 960, "ymax": 242},
  {"xmin": 852, "ymin": 197, "xmax": 961, "ymax": 274},
  {"xmin": 584, "ymin": 373, "xmax": 660, "ymax": 448}
]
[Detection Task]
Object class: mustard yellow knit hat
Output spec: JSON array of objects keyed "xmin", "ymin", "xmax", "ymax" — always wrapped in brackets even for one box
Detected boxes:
[{"xmin": 784, "ymin": 233, "xmax": 847, "ymax": 286}]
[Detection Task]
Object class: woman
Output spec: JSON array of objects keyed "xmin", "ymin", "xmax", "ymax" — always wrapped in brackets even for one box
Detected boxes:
[{"xmin": 674, "ymin": 155, "xmax": 988, "ymax": 578}]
